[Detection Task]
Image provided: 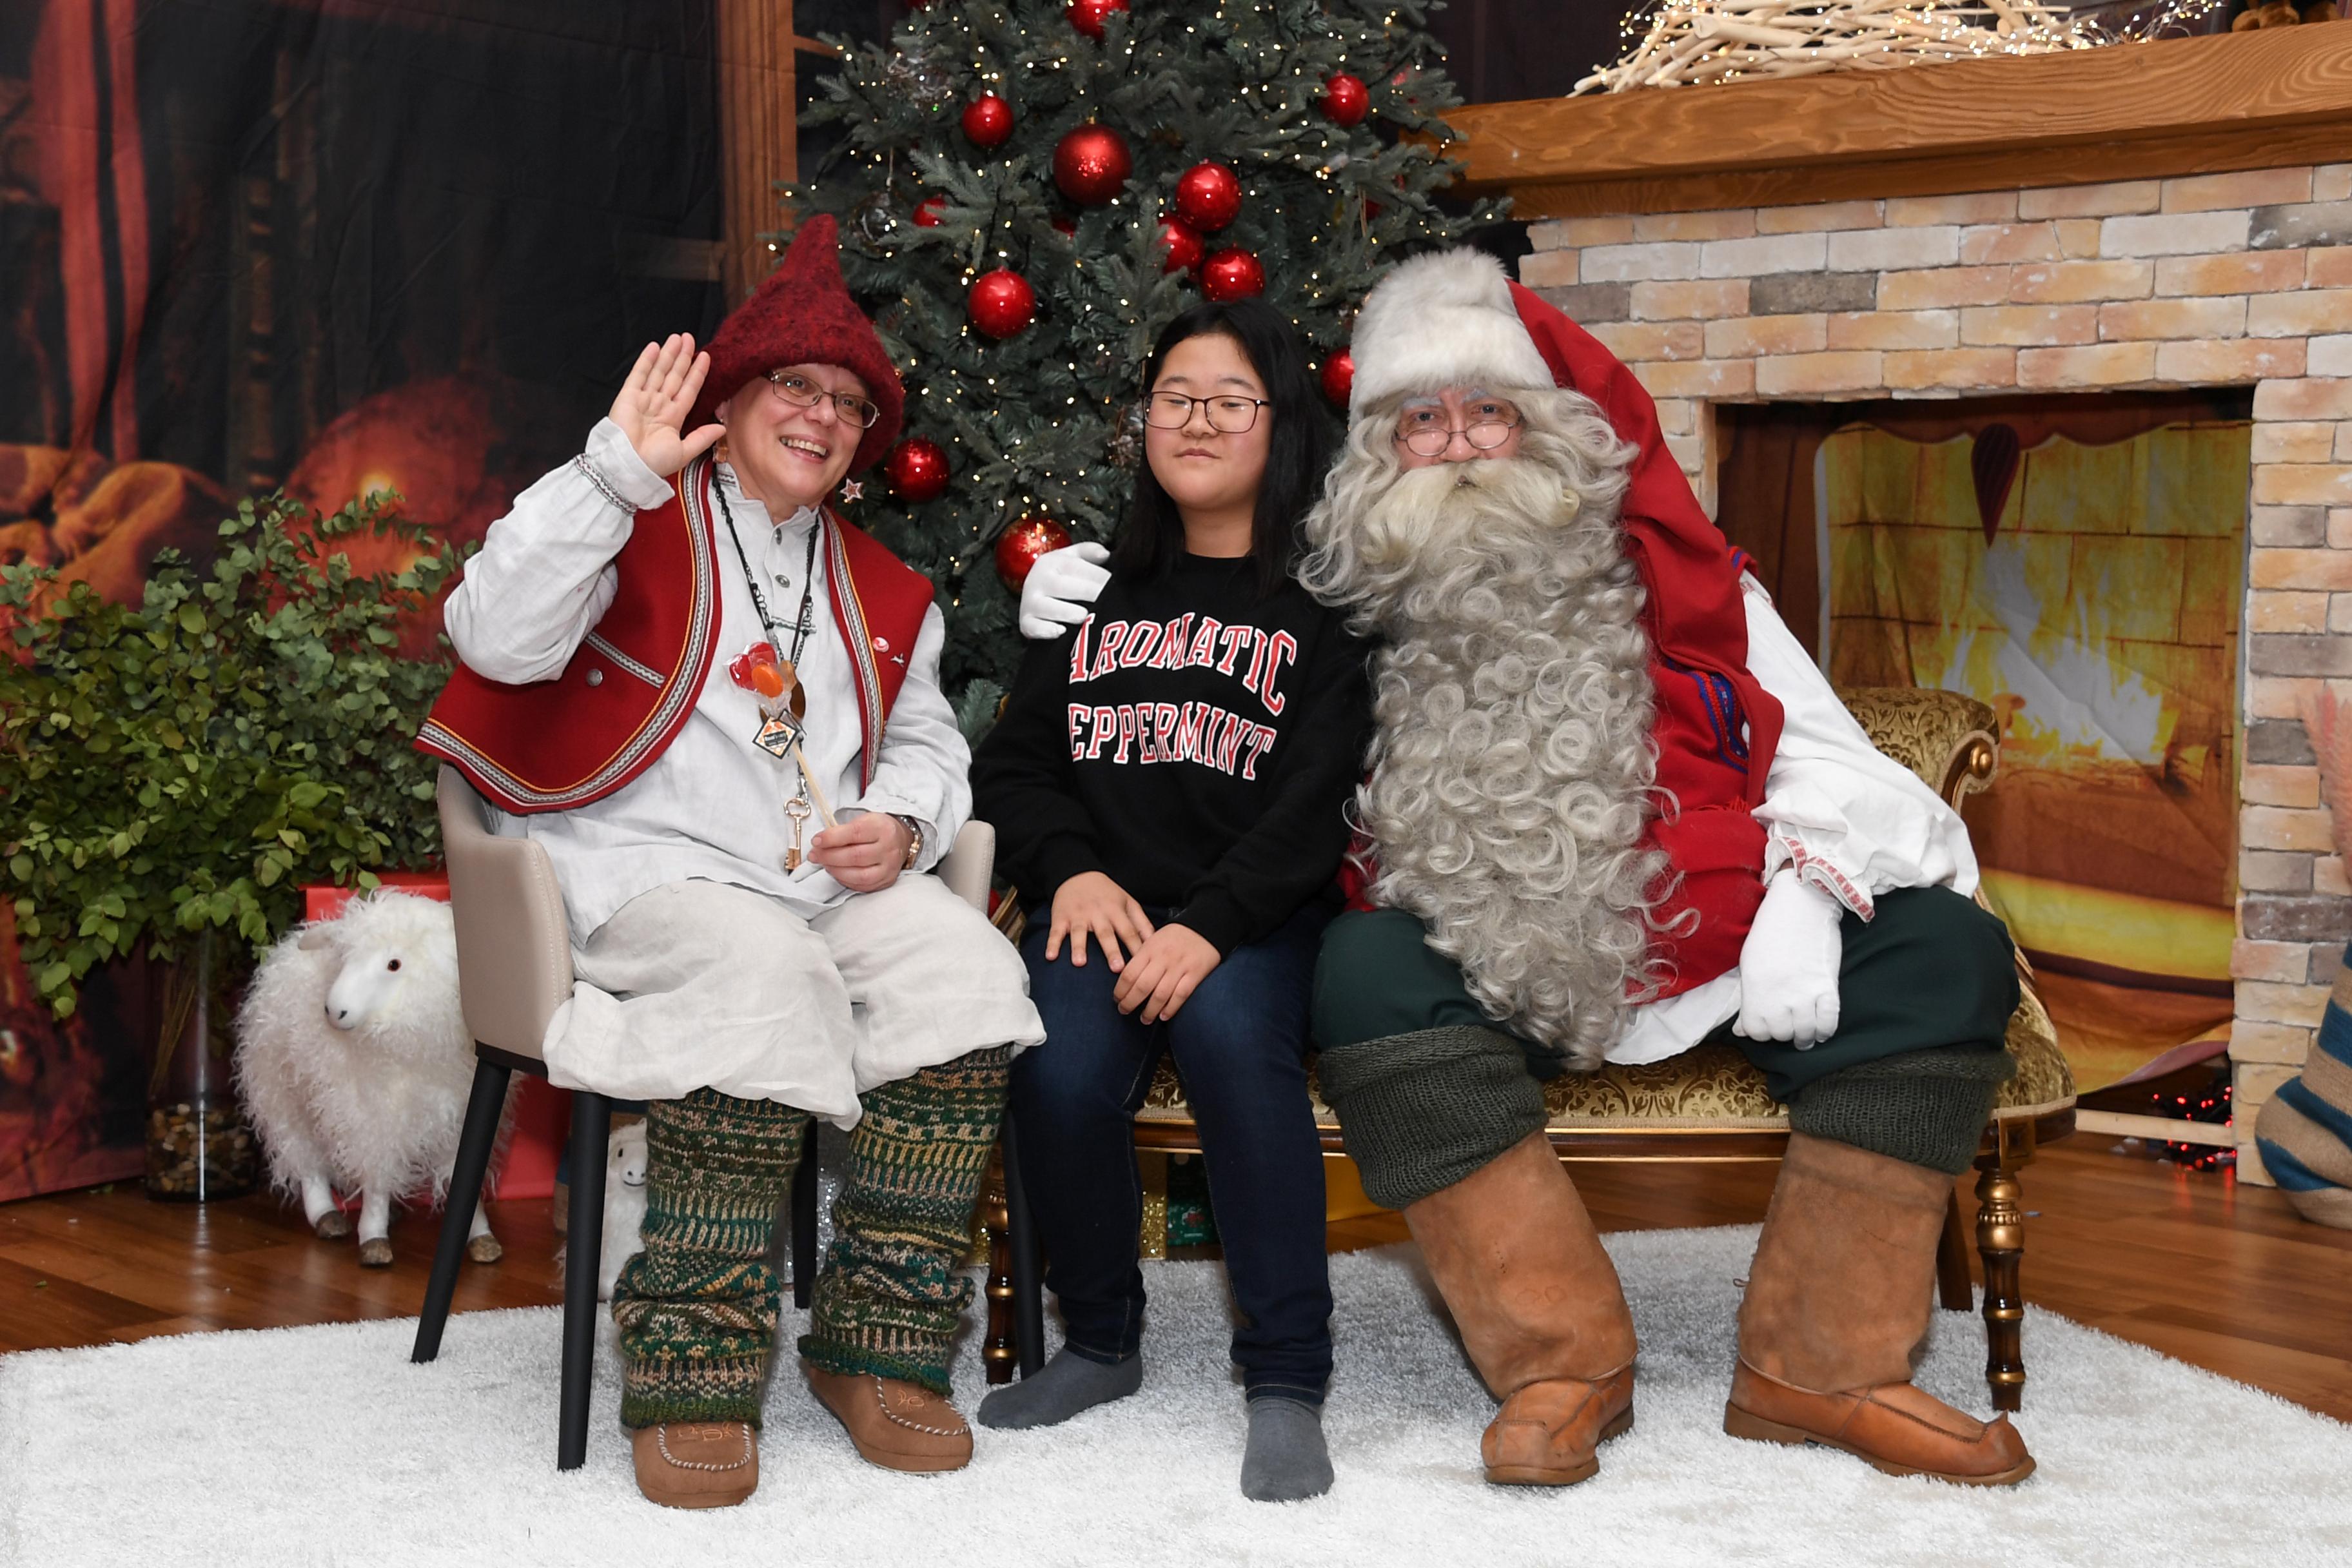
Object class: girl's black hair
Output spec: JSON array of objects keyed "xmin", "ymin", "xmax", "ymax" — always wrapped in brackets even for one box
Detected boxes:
[{"xmin": 1106, "ymin": 299, "xmax": 1337, "ymax": 599}]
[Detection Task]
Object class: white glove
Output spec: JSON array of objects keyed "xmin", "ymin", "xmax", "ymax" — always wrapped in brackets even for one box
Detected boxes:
[
  {"xmin": 1732, "ymin": 868, "xmax": 1846, "ymax": 1048},
  {"xmin": 1019, "ymin": 542, "xmax": 1111, "ymax": 640}
]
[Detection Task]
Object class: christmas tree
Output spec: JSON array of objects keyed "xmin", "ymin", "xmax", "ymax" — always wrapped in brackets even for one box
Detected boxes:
[{"xmin": 789, "ymin": 0, "xmax": 1497, "ymax": 724}]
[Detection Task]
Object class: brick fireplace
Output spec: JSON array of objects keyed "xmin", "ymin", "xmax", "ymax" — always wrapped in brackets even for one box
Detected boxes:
[{"xmin": 1453, "ymin": 26, "xmax": 2352, "ymax": 1179}]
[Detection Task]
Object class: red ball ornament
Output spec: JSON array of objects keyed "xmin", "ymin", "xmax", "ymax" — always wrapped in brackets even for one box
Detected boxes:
[
  {"xmin": 1199, "ymin": 247, "xmax": 1264, "ymax": 302},
  {"xmin": 1053, "ymin": 215, "xmax": 1077, "ymax": 238},
  {"xmin": 1155, "ymin": 215, "xmax": 1204, "ymax": 274},
  {"xmin": 1319, "ymin": 348, "xmax": 1355, "ymax": 407},
  {"xmin": 1319, "ymin": 72, "xmax": 1369, "ymax": 128},
  {"xmin": 912, "ymin": 194, "xmax": 948, "ymax": 228},
  {"xmin": 1066, "ymin": 0, "xmax": 1129, "ymax": 40},
  {"xmin": 1053, "ymin": 123, "xmax": 1132, "ymax": 206},
  {"xmin": 996, "ymin": 514, "xmax": 1074, "ymax": 591},
  {"xmin": 885, "ymin": 438, "xmax": 952, "ymax": 504},
  {"xmin": 962, "ymin": 93, "xmax": 1014, "ymax": 149},
  {"xmin": 1173, "ymin": 162, "xmax": 1242, "ymax": 233},
  {"xmin": 968, "ymin": 268, "xmax": 1037, "ymax": 338}
]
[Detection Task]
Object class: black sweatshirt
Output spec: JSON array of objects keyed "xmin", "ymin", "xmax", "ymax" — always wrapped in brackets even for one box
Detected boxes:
[{"xmin": 972, "ymin": 554, "xmax": 1373, "ymax": 957}]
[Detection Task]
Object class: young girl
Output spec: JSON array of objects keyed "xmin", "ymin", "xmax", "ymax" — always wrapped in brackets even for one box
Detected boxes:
[{"xmin": 970, "ymin": 301, "xmax": 1369, "ymax": 1501}]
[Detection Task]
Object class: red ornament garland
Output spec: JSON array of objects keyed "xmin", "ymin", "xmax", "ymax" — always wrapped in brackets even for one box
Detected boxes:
[
  {"xmin": 885, "ymin": 437, "xmax": 952, "ymax": 503},
  {"xmin": 962, "ymin": 93, "xmax": 1014, "ymax": 148},
  {"xmin": 1053, "ymin": 124, "xmax": 1132, "ymax": 206},
  {"xmin": 912, "ymin": 194, "xmax": 948, "ymax": 228},
  {"xmin": 1173, "ymin": 162, "xmax": 1242, "ymax": 232},
  {"xmin": 968, "ymin": 268, "xmax": 1037, "ymax": 338},
  {"xmin": 1318, "ymin": 348, "xmax": 1355, "ymax": 407},
  {"xmin": 1066, "ymin": 0, "xmax": 1129, "ymax": 40},
  {"xmin": 1155, "ymin": 215, "xmax": 1204, "ymax": 274},
  {"xmin": 1319, "ymin": 72, "xmax": 1369, "ymax": 128},
  {"xmin": 995, "ymin": 515, "xmax": 1073, "ymax": 591},
  {"xmin": 1199, "ymin": 247, "xmax": 1264, "ymax": 302}
]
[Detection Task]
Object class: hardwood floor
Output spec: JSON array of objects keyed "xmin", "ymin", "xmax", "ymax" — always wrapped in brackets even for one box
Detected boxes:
[{"xmin": 5, "ymin": 1140, "xmax": 2348, "ymax": 1422}]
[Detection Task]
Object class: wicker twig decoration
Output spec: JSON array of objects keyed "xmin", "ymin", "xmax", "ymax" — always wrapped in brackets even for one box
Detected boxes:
[{"xmin": 1575, "ymin": 1, "xmax": 2221, "ymax": 93}]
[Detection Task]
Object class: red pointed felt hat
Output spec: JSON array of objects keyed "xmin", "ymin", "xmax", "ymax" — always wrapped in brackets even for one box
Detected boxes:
[{"xmin": 690, "ymin": 214, "xmax": 905, "ymax": 473}]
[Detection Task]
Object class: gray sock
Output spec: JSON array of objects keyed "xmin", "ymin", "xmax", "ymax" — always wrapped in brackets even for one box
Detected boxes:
[
  {"xmin": 1240, "ymin": 1398, "xmax": 1333, "ymax": 1502},
  {"xmin": 975, "ymin": 1346, "xmax": 1142, "ymax": 1430}
]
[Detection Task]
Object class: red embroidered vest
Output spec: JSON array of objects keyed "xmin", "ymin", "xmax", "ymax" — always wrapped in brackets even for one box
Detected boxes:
[{"xmin": 418, "ymin": 456, "xmax": 936, "ymax": 814}]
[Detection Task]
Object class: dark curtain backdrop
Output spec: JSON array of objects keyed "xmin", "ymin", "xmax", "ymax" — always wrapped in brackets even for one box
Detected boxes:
[{"xmin": 0, "ymin": 0, "xmax": 729, "ymax": 1203}]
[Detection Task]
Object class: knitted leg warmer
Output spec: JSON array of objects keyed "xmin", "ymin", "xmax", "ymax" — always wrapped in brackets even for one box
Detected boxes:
[
  {"xmin": 799, "ymin": 1044, "xmax": 1012, "ymax": 1397},
  {"xmin": 1788, "ymin": 1044, "xmax": 2015, "ymax": 1177},
  {"xmin": 1314, "ymin": 1026, "xmax": 1548, "ymax": 1211},
  {"xmin": 614, "ymin": 1087, "xmax": 810, "ymax": 1428}
]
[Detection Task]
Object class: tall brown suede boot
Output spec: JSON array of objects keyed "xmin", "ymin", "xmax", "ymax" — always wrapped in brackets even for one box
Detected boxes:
[
  {"xmin": 1402, "ymin": 1132, "xmax": 1638, "ymax": 1486},
  {"xmin": 1725, "ymin": 1132, "xmax": 2034, "ymax": 1486}
]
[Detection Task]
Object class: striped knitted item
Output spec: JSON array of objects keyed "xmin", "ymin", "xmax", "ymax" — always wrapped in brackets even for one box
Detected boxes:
[
  {"xmin": 614, "ymin": 1087, "xmax": 809, "ymax": 1427},
  {"xmin": 800, "ymin": 1044, "xmax": 1012, "ymax": 1397},
  {"xmin": 2256, "ymin": 961, "xmax": 2352, "ymax": 1231}
]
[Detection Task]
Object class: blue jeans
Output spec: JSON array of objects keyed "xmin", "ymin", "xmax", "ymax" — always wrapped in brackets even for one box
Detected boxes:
[{"xmin": 1012, "ymin": 899, "xmax": 1335, "ymax": 1406}]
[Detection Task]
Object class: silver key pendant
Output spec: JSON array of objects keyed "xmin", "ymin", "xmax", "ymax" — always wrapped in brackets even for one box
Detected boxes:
[{"xmin": 784, "ymin": 793, "xmax": 813, "ymax": 870}]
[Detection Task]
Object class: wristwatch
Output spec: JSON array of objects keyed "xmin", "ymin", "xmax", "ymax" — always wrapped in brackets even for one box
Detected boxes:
[{"xmin": 890, "ymin": 814, "xmax": 925, "ymax": 871}]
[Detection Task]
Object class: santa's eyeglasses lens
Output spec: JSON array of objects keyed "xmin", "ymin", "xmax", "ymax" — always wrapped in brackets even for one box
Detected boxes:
[
  {"xmin": 1141, "ymin": 392, "xmax": 1271, "ymax": 434},
  {"xmin": 1395, "ymin": 403, "xmax": 1522, "ymax": 457},
  {"xmin": 765, "ymin": 371, "xmax": 882, "ymax": 429}
]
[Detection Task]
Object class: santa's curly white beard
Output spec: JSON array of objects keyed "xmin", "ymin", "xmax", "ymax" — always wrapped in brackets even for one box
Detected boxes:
[{"xmin": 1300, "ymin": 389, "xmax": 1667, "ymax": 1068}]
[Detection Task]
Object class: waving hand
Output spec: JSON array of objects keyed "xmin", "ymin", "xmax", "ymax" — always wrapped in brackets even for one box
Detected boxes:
[{"xmin": 610, "ymin": 334, "xmax": 726, "ymax": 478}]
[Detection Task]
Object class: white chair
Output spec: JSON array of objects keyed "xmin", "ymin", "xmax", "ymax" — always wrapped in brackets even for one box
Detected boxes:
[{"xmin": 410, "ymin": 763, "xmax": 997, "ymax": 1469}]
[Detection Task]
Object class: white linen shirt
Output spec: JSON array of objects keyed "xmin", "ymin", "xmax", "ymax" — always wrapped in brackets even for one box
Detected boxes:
[
  {"xmin": 1607, "ymin": 573, "xmax": 1978, "ymax": 1064},
  {"xmin": 442, "ymin": 419, "xmax": 971, "ymax": 941}
]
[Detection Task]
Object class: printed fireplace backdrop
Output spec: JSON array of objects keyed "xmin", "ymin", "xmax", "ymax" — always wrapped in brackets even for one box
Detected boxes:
[{"xmin": 1721, "ymin": 393, "xmax": 2252, "ymax": 1093}]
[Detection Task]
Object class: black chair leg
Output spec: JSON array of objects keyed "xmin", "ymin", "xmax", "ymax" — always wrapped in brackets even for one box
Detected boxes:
[
  {"xmin": 411, "ymin": 1054, "xmax": 513, "ymax": 1365},
  {"xmin": 1002, "ymin": 1115, "xmax": 1045, "ymax": 1378},
  {"xmin": 791, "ymin": 1119, "xmax": 819, "ymax": 1309},
  {"xmin": 558, "ymin": 1089, "xmax": 612, "ymax": 1471}
]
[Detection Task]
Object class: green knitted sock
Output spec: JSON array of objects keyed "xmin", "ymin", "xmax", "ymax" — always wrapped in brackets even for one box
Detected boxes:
[
  {"xmin": 799, "ymin": 1044, "xmax": 1012, "ymax": 1397},
  {"xmin": 1315, "ymin": 1026, "xmax": 1547, "ymax": 1210},
  {"xmin": 1788, "ymin": 1044, "xmax": 2015, "ymax": 1176},
  {"xmin": 614, "ymin": 1087, "xmax": 809, "ymax": 1428}
]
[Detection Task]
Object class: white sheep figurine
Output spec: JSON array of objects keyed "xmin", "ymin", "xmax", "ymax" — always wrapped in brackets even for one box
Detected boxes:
[
  {"xmin": 233, "ymin": 889, "xmax": 512, "ymax": 1267},
  {"xmin": 598, "ymin": 1119, "xmax": 649, "ymax": 1301}
]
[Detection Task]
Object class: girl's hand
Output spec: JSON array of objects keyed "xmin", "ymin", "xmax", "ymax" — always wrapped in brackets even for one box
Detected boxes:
[
  {"xmin": 610, "ymin": 335, "xmax": 724, "ymax": 478},
  {"xmin": 1113, "ymin": 924, "xmax": 1220, "ymax": 1024},
  {"xmin": 1048, "ymin": 872, "xmax": 1154, "ymax": 971}
]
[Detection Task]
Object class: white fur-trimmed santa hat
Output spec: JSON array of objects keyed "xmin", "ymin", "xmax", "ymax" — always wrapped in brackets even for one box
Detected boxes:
[{"xmin": 1348, "ymin": 246, "xmax": 1556, "ymax": 417}]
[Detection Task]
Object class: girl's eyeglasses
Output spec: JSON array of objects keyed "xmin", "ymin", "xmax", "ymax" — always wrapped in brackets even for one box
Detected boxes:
[{"xmin": 1142, "ymin": 391, "xmax": 1271, "ymax": 434}]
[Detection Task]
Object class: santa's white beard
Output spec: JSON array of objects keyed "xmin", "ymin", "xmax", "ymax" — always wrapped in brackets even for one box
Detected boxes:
[{"xmin": 1326, "ymin": 453, "xmax": 1665, "ymax": 1067}]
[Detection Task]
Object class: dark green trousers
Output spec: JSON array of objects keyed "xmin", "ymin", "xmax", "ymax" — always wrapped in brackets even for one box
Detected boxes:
[{"xmin": 1312, "ymin": 886, "xmax": 2019, "ymax": 1206}]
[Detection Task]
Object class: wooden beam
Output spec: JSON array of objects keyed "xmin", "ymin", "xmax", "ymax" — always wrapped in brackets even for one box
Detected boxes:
[
  {"xmin": 716, "ymin": 0, "xmax": 798, "ymax": 304},
  {"xmin": 1449, "ymin": 21, "xmax": 2352, "ymax": 219}
]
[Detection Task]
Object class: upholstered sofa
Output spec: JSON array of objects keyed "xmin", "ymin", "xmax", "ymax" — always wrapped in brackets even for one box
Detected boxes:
[{"xmin": 979, "ymin": 687, "xmax": 2078, "ymax": 1412}]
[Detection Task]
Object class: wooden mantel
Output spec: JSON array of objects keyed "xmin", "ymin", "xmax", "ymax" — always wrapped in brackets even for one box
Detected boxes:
[{"xmin": 1447, "ymin": 21, "xmax": 2352, "ymax": 220}]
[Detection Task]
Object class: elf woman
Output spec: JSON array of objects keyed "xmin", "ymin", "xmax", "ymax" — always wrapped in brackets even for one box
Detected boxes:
[{"xmin": 970, "ymin": 300, "xmax": 1371, "ymax": 1502}]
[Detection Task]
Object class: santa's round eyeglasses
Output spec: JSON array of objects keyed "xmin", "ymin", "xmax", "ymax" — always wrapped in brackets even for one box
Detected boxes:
[
  {"xmin": 763, "ymin": 370, "xmax": 882, "ymax": 429},
  {"xmin": 1393, "ymin": 398, "xmax": 1523, "ymax": 457}
]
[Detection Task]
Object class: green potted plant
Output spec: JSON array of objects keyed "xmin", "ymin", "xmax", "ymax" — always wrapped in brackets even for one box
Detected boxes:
[{"xmin": 0, "ymin": 492, "xmax": 459, "ymax": 1200}]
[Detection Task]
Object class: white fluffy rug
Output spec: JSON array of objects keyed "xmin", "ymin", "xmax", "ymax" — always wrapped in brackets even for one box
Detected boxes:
[{"xmin": 4, "ymin": 1224, "xmax": 2346, "ymax": 1568}]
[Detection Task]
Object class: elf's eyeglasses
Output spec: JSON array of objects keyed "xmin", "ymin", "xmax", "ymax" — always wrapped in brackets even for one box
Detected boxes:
[
  {"xmin": 1142, "ymin": 391, "xmax": 1272, "ymax": 434},
  {"xmin": 764, "ymin": 371, "xmax": 882, "ymax": 430},
  {"xmin": 1393, "ymin": 398, "xmax": 1522, "ymax": 457}
]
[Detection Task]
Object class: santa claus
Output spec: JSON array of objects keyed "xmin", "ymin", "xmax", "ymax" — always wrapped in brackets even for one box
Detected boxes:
[{"xmin": 1020, "ymin": 247, "xmax": 2032, "ymax": 1490}]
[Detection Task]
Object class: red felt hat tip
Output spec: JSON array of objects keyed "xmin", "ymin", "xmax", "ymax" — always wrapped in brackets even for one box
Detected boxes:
[{"xmin": 689, "ymin": 213, "xmax": 905, "ymax": 473}]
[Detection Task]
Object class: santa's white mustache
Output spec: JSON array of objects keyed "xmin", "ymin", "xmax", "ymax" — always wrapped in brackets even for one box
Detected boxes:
[{"xmin": 1352, "ymin": 453, "xmax": 1584, "ymax": 569}]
